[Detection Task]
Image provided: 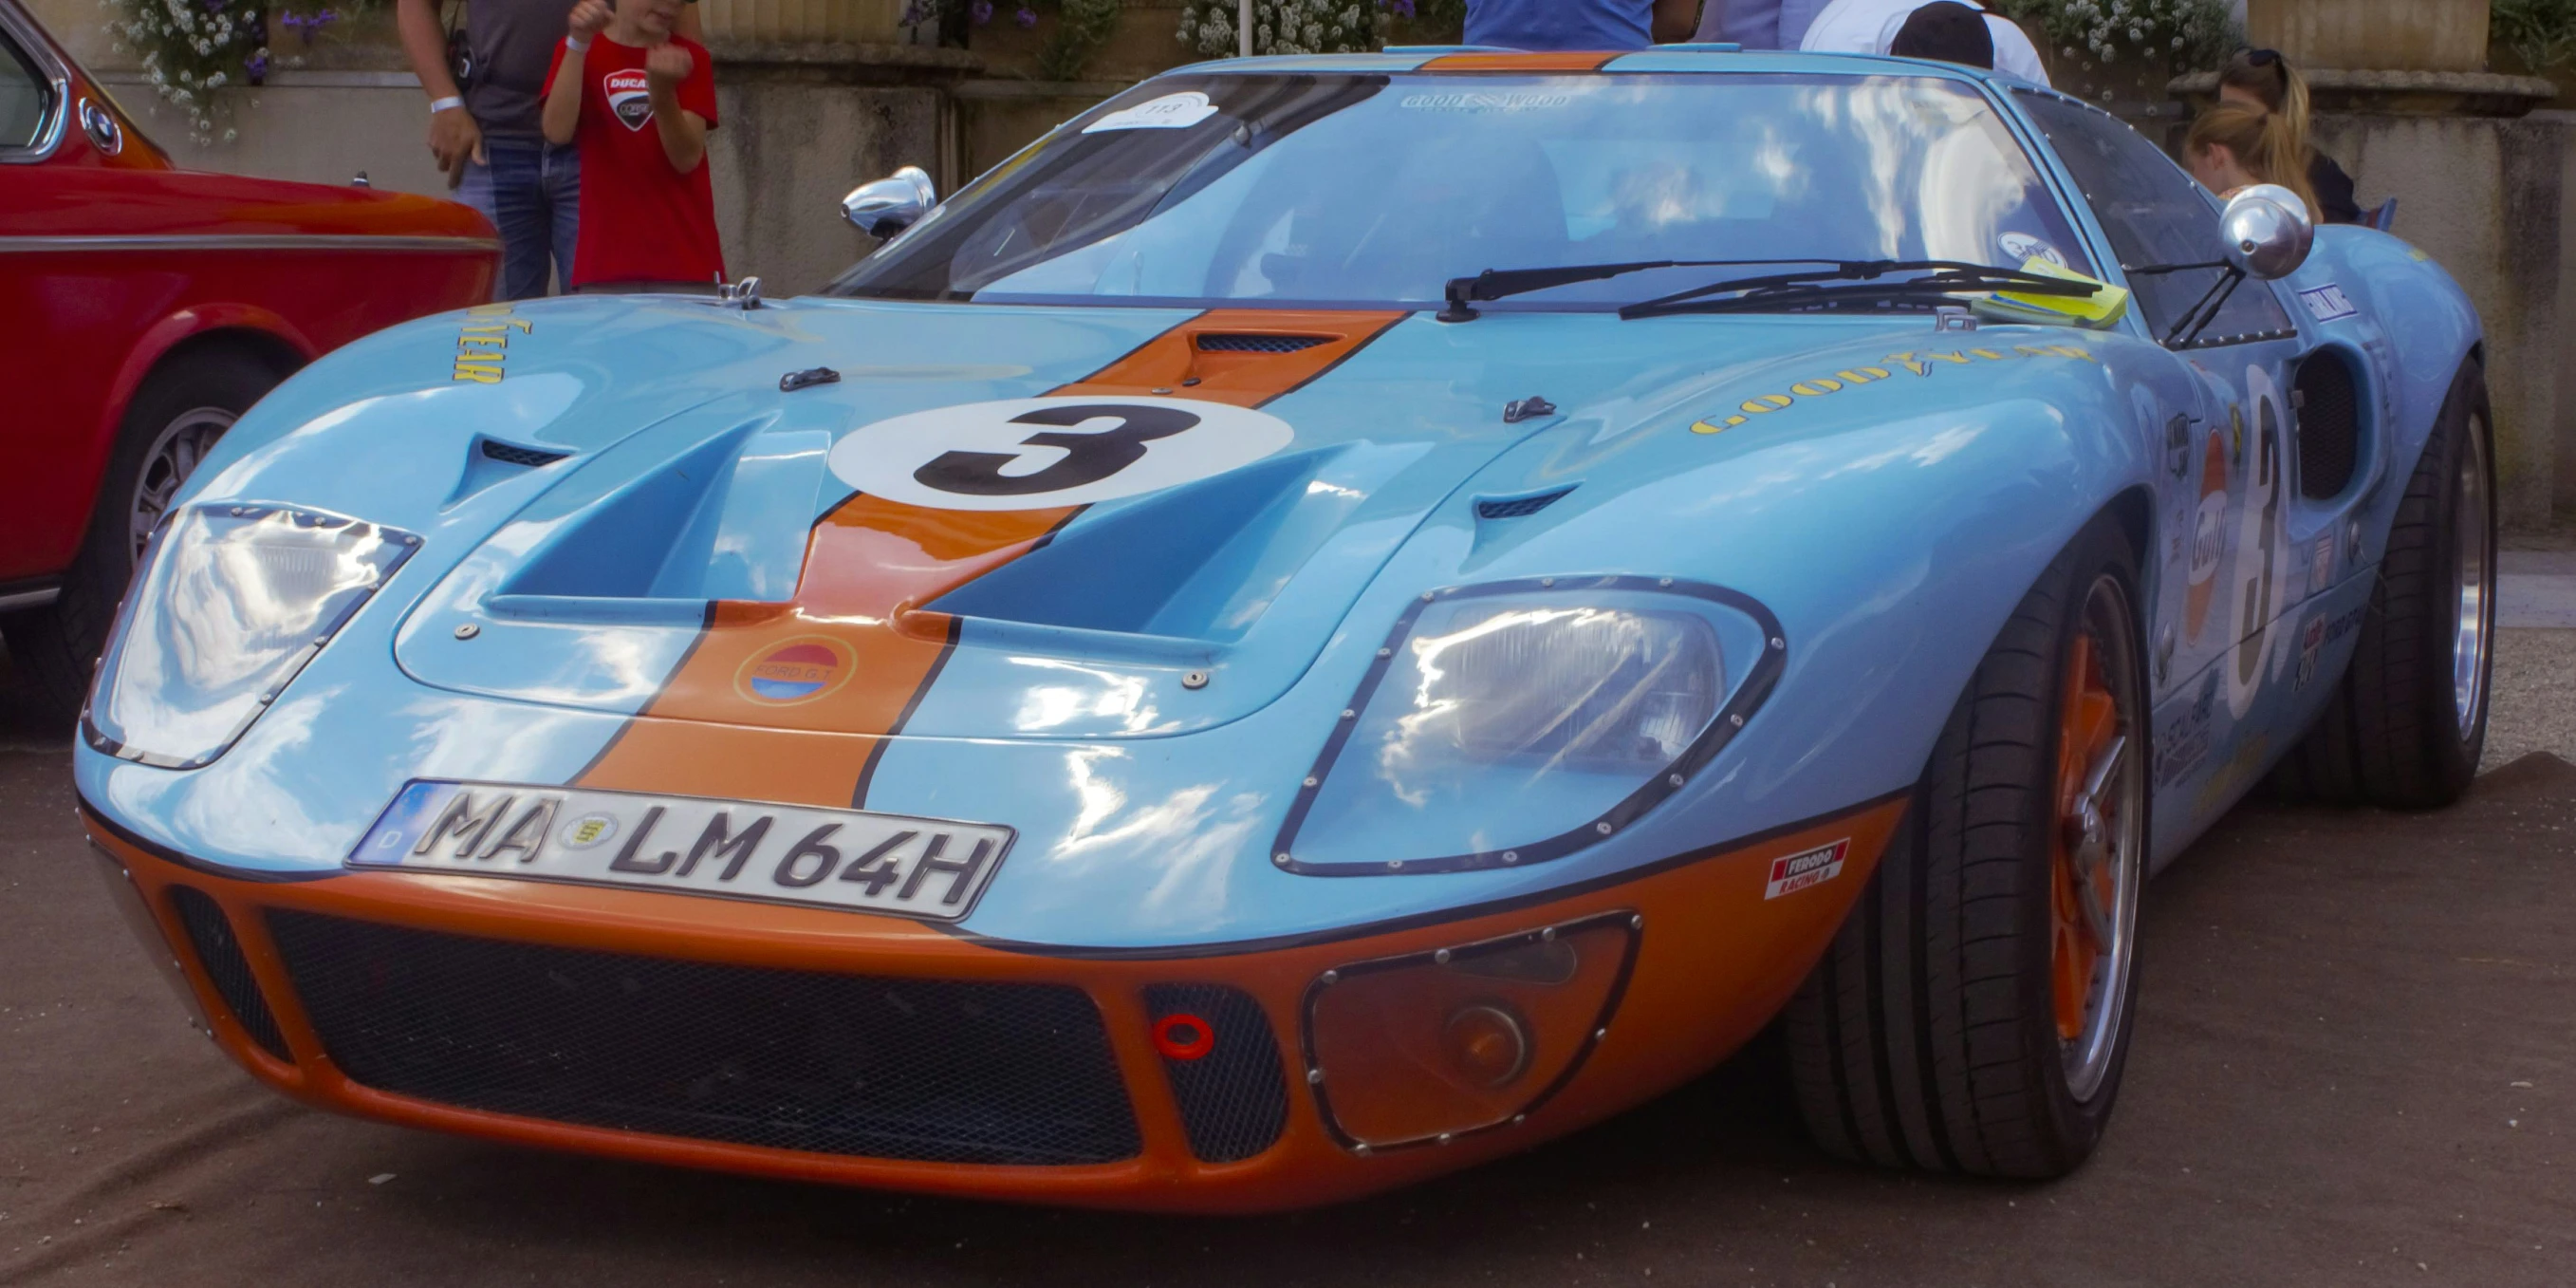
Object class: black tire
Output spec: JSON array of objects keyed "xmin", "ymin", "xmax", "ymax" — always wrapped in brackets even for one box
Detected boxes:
[
  {"xmin": 1787, "ymin": 513, "xmax": 2150, "ymax": 1179},
  {"xmin": 2272, "ymin": 360, "xmax": 2493, "ymax": 808},
  {"xmin": 2, "ymin": 346, "xmax": 281, "ymax": 723}
]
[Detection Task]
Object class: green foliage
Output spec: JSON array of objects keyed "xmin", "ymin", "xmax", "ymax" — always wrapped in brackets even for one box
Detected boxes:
[
  {"xmin": 2493, "ymin": 0, "xmax": 2576, "ymax": 71},
  {"xmin": 1176, "ymin": 1, "xmax": 1387, "ymax": 58},
  {"xmin": 1992, "ymin": 0, "xmax": 2236, "ymax": 76},
  {"xmin": 103, "ymin": 0, "xmax": 268, "ymax": 143},
  {"xmin": 1038, "ymin": 0, "xmax": 1122, "ymax": 81}
]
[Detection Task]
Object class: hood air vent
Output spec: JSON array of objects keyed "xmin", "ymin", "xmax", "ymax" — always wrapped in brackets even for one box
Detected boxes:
[
  {"xmin": 1195, "ymin": 334, "xmax": 1331, "ymax": 354},
  {"xmin": 482, "ymin": 439, "xmax": 569, "ymax": 468},
  {"xmin": 1474, "ymin": 487, "xmax": 1575, "ymax": 520}
]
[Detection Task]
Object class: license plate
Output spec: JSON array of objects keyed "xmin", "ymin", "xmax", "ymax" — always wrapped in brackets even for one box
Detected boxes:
[{"xmin": 348, "ymin": 780, "xmax": 1014, "ymax": 921}]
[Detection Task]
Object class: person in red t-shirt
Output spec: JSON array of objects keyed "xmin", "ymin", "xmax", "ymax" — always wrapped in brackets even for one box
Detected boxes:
[{"xmin": 540, "ymin": 0, "xmax": 726, "ymax": 292}]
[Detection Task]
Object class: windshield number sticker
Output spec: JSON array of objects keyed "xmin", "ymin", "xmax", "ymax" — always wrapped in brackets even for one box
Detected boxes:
[
  {"xmin": 1083, "ymin": 91, "xmax": 1220, "ymax": 133},
  {"xmin": 828, "ymin": 396, "xmax": 1295, "ymax": 512}
]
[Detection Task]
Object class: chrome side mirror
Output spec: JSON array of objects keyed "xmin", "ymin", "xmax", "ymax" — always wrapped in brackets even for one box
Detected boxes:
[
  {"xmin": 2220, "ymin": 183, "xmax": 2314, "ymax": 281},
  {"xmin": 842, "ymin": 165, "xmax": 936, "ymax": 239}
]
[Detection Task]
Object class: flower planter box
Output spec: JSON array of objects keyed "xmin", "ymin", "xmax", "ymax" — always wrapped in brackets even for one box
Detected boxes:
[{"xmin": 2247, "ymin": 0, "xmax": 2490, "ymax": 73}]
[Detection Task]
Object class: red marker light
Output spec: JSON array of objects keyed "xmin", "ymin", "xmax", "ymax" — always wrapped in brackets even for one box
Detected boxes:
[{"xmin": 1152, "ymin": 1012, "xmax": 1214, "ymax": 1061}]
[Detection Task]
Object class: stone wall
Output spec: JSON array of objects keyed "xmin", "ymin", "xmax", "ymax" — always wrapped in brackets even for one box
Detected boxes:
[{"xmin": 2312, "ymin": 110, "xmax": 2576, "ymax": 527}]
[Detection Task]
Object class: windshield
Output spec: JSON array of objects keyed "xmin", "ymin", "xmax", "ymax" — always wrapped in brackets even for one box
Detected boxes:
[{"xmin": 828, "ymin": 71, "xmax": 2092, "ymax": 311}]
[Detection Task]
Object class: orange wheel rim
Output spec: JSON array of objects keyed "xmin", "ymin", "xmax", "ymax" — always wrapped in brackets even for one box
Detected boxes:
[{"xmin": 2050, "ymin": 632, "xmax": 2121, "ymax": 1043}]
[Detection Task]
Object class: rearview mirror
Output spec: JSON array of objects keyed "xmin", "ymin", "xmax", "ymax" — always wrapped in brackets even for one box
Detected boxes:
[
  {"xmin": 2220, "ymin": 184, "xmax": 2314, "ymax": 281},
  {"xmin": 842, "ymin": 165, "xmax": 936, "ymax": 239}
]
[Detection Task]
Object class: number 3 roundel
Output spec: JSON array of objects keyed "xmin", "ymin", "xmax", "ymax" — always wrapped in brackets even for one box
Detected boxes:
[{"xmin": 827, "ymin": 397, "xmax": 1295, "ymax": 512}]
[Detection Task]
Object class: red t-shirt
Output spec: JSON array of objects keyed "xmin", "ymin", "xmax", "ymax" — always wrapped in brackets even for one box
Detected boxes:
[{"xmin": 546, "ymin": 33, "xmax": 725, "ymax": 289}]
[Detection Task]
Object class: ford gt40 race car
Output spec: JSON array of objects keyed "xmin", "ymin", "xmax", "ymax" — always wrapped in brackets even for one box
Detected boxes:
[{"xmin": 76, "ymin": 48, "xmax": 2493, "ymax": 1213}]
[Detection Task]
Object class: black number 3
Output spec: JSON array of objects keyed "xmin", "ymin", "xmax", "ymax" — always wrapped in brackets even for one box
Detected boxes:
[{"xmin": 913, "ymin": 403, "xmax": 1199, "ymax": 497}]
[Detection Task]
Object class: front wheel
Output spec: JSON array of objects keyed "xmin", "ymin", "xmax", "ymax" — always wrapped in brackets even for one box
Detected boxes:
[{"xmin": 1787, "ymin": 513, "xmax": 2149, "ymax": 1178}]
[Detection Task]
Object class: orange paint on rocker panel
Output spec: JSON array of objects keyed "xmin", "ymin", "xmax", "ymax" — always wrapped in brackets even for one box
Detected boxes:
[
  {"xmin": 576, "ymin": 310, "xmax": 1407, "ymax": 810},
  {"xmin": 1420, "ymin": 51, "xmax": 1620, "ymax": 71}
]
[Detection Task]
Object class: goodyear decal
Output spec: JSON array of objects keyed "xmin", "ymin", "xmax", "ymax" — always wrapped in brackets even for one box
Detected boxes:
[
  {"xmin": 1690, "ymin": 343, "xmax": 2095, "ymax": 435},
  {"xmin": 452, "ymin": 303, "xmax": 529, "ymax": 384}
]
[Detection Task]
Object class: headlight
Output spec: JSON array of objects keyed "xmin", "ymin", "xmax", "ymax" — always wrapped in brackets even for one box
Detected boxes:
[
  {"xmin": 85, "ymin": 506, "xmax": 419, "ymax": 769},
  {"xmin": 1274, "ymin": 577, "xmax": 1782, "ymax": 876}
]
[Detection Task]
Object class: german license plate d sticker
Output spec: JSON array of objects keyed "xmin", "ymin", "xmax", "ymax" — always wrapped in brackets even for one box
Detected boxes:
[{"xmin": 350, "ymin": 780, "xmax": 1014, "ymax": 921}]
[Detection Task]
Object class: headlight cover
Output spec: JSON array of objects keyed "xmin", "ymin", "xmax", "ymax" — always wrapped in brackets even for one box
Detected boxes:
[
  {"xmin": 85, "ymin": 506, "xmax": 420, "ymax": 770},
  {"xmin": 1273, "ymin": 576, "xmax": 1784, "ymax": 876}
]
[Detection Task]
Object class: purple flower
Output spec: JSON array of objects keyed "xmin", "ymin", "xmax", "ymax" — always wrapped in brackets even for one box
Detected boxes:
[
  {"xmin": 969, "ymin": 0, "xmax": 991, "ymax": 25},
  {"xmin": 1013, "ymin": 4, "xmax": 1034, "ymax": 27},
  {"xmin": 203, "ymin": 0, "xmax": 226, "ymax": 11},
  {"xmin": 245, "ymin": 51, "xmax": 267, "ymax": 78}
]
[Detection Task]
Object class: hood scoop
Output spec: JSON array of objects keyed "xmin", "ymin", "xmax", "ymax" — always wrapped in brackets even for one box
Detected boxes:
[
  {"xmin": 1195, "ymin": 333, "xmax": 1333, "ymax": 354},
  {"xmin": 927, "ymin": 448, "xmax": 1350, "ymax": 643}
]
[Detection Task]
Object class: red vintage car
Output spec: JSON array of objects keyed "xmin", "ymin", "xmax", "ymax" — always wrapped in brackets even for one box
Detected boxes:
[{"xmin": 0, "ymin": 0, "xmax": 497, "ymax": 717}]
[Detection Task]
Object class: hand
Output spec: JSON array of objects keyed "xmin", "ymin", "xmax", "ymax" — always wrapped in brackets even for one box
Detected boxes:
[
  {"xmin": 566, "ymin": 0, "xmax": 611, "ymax": 39},
  {"xmin": 644, "ymin": 41, "xmax": 693, "ymax": 88},
  {"xmin": 428, "ymin": 104, "xmax": 484, "ymax": 188}
]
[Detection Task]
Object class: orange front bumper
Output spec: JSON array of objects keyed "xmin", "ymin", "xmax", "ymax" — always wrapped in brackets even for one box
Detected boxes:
[{"xmin": 83, "ymin": 794, "xmax": 1902, "ymax": 1214}]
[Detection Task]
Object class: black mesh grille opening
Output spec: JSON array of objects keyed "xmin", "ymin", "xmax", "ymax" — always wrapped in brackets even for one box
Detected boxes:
[
  {"xmin": 268, "ymin": 912, "xmax": 1141, "ymax": 1166},
  {"xmin": 480, "ymin": 439, "xmax": 568, "ymax": 468},
  {"xmin": 166, "ymin": 886, "xmax": 291, "ymax": 1061},
  {"xmin": 1144, "ymin": 983, "xmax": 1288, "ymax": 1164},
  {"xmin": 1195, "ymin": 334, "xmax": 1330, "ymax": 353},
  {"xmin": 2294, "ymin": 354, "xmax": 2360, "ymax": 500},
  {"xmin": 1475, "ymin": 488, "xmax": 1574, "ymax": 520}
]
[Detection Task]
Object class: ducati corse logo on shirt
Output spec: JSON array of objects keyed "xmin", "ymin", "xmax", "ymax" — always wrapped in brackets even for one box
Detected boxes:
[{"xmin": 605, "ymin": 68, "xmax": 652, "ymax": 130}]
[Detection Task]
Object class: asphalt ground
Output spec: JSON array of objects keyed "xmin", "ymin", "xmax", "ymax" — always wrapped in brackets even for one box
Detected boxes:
[{"xmin": 4, "ymin": 617, "xmax": 2571, "ymax": 1284}]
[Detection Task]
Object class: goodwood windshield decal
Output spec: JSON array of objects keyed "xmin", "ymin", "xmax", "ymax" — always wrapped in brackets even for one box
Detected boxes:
[{"xmin": 827, "ymin": 396, "xmax": 1296, "ymax": 512}]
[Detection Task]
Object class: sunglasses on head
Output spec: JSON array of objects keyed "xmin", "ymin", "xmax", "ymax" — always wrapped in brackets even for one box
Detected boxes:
[{"xmin": 2243, "ymin": 47, "xmax": 2281, "ymax": 66}]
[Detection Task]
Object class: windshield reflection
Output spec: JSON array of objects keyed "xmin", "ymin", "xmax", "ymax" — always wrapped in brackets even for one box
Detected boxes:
[{"xmin": 833, "ymin": 71, "xmax": 2086, "ymax": 310}]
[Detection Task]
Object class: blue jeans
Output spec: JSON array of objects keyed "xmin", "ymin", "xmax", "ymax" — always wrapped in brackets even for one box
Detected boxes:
[{"xmin": 456, "ymin": 135, "xmax": 580, "ymax": 301}]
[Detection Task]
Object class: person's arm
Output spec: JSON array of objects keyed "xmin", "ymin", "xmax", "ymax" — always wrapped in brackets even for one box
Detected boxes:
[
  {"xmin": 542, "ymin": 0, "xmax": 611, "ymax": 146},
  {"xmin": 643, "ymin": 42, "xmax": 709, "ymax": 173},
  {"xmin": 397, "ymin": 0, "xmax": 480, "ymax": 184},
  {"xmin": 1652, "ymin": 0, "xmax": 1701, "ymax": 43}
]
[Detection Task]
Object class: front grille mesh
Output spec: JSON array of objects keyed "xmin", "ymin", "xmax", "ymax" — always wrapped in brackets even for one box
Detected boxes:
[
  {"xmin": 267, "ymin": 913, "xmax": 1141, "ymax": 1166},
  {"xmin": 1144, "ymin": 983, "xmax": 1288, "ymax": 1164},
  {"xmin": 166, "ymin": 887, "xmax": 291, "ymax": 1061},
  {"xmin": 1195, "ymin": 333, "xmax": 1330, "ymax": 353}
]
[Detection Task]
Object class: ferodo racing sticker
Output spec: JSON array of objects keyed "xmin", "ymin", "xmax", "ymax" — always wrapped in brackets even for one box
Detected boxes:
[
  {"xmin": 827, "ymin": 396, "xmax": 1294, "ymax": 511},
  {"xmin": 1765, "ymin": 839, "xmax": 1851, "ymax": 900}
]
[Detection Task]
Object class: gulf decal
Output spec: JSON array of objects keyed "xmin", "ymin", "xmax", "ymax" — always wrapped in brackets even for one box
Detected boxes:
[
  {"xmin": 2225, "ymin": 365, "xmax": 2289, "ymax": 720},
  {"xmin": 1689, "ymin": 343, "xmax": 2095, "ymax": 435},
  {"xmin": 1419, "ymin": 50, "xmax": 1620, "ymax": 71},
  {"xmin": 2183, "ymin": 428, "xmax": 2227, "ymax": 642},
  {"xmin": 575, "ymin": 310, "xmax": 1404, "ymax": 811}
]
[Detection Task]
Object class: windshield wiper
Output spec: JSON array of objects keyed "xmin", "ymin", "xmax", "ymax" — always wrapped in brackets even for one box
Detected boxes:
[
  {"xmin": 1439, "ymin": 257, "xmax": 1847, "ymax": 322},
  {"xmin": 1618, "ymin": 260, "xmax": 2099, "ymax": 321}
]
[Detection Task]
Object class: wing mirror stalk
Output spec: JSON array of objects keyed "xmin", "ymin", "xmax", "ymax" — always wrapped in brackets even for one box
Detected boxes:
[{"xmin": 842, "ymin": 165, "xmax": 937, "ymax": 239}]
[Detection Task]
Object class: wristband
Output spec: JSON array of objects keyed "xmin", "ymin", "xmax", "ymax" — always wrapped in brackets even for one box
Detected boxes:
[
  {"xmin": 565, "ymin": 34, "xmax": 590, "ymax": 52},
  {"xmin": 428, "ymin": 95, "xmax": 464, "ymax": 114}
]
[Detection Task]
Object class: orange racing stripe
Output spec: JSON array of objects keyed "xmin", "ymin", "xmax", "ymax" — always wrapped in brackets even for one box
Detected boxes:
[
  {"xmin": 1419, "ymin": 51, "xmax": 1621, "ymax": 71},
  {"xmin": 575, "ymin": 309, "xmax": 1407, "ymax": 810}
]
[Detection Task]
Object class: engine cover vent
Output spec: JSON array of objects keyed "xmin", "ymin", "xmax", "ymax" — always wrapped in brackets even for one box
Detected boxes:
[
  {"xmin": 2294, "ymin": 352, "xmax": 2360, "ymax": 500},
  {"xmin": 1195, "ymin": 333, "xmax": 1332, "ymax": 354},
  {"xmin": 1475, "ymin": 487, "xmax": 1575, "ymax": 520},
  {"xmin": 481, "ymin": 439, "xmax": 568, "ymax": 469}
]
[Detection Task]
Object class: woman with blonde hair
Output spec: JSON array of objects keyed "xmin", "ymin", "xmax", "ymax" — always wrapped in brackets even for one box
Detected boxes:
[
  {"xmin": 2184, "ymin": 102, "xmax": 2321, "ymax": 218},
  {"xmin": 2215, "ymin": 47, "xmax": 2363, "ymax": 224}
]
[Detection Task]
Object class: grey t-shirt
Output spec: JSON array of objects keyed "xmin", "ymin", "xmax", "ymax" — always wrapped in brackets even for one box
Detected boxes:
[{"xmin": 462, "ymin": 0, "xmax": 580, "ymax": 137}]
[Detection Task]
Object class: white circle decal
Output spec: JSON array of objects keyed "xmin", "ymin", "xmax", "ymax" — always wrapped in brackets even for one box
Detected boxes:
[
  {"xmin": 1998, "ymin": 232, "xmax": 2068, "ymax": 268},
  {"xmin": 827, "ymin": 396, "xmax": 1296, "ymax": 512}
]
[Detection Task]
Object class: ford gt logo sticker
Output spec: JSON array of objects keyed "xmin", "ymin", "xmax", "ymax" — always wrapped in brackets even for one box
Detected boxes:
[
  {"xmin": 828, "ymin": 397, "xmax": 1295, "ymax": 512},
  {"xmin": 737, "ymin": 637, "xmax": 855, "ymax": 704}
]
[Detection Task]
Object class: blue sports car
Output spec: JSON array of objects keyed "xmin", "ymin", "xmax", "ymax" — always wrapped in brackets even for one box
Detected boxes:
[{"xmin": 74, "ymin": 47, "xmax": 2492, "ymax": 1211}]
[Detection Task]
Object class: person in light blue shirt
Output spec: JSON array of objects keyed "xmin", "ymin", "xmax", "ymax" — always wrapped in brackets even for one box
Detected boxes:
[
  {"xmin": 1692, "ymin": 0, "xmax": 1836, "ymax": 48},
  {"xmin": 1464, "ymin": 0, "xmax": 1702, "ymax": 51}
]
